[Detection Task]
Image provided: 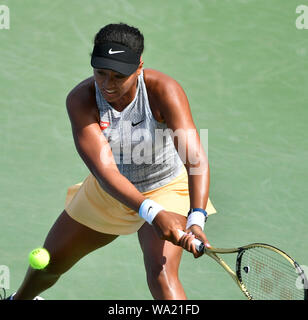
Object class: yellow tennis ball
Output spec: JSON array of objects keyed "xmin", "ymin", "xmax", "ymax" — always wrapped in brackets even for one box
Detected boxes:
[{"xmin": 29, "ymin": 248, "xmax": 50, "ymax": 270}]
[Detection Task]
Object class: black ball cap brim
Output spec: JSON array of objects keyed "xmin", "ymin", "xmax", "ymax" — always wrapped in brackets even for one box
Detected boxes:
[{"xmin": 91, "ymin": 56, "xmax": 139, "ymax": 76}]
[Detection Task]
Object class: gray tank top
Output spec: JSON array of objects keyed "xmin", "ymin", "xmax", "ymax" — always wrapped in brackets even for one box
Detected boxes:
[{"xmin": 95, "ymin": 70, "xmax": 183, "ymax": 192}]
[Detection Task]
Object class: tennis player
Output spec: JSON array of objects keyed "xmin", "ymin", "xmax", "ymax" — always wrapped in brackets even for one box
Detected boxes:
[{"xmin": 11, "ymin": 23, "xmax": 216, "ymax": 300}]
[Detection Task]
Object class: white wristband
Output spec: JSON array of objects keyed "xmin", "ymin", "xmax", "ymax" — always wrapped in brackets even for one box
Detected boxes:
[
  {"xmin": 186, "ymin": 211, "xmax": 206, "ymax": 230},
  {"xmin": 138, "ymin": 199, "xmax": 164, "ymax": 225}
]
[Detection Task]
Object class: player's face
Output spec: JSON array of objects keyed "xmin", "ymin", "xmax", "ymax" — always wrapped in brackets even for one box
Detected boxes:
[{"xmin": 94, "ymin": 61, "xmax": 143, "ymax": 108}]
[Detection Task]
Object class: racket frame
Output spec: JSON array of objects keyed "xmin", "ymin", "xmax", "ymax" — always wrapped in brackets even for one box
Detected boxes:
[{"xmin": 202, "ymin": 243, "xmax": 308, "ymax": 300}]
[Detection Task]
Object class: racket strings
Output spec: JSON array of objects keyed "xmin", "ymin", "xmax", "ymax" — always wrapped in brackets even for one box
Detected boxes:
[{"xmin": 239, "ymin": 247, "xmax": 305, "ymax": 300}]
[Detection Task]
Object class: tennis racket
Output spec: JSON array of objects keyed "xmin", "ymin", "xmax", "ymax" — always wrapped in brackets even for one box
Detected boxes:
[{"xmin": 178, "ymin": 230, "xmax": 308, "ymax": 300}]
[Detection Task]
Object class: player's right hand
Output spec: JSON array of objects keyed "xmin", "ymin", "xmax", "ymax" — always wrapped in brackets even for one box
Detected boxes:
[{"xmin": 178, "ymin": 226, "xmax": 211, "ymax": 258}]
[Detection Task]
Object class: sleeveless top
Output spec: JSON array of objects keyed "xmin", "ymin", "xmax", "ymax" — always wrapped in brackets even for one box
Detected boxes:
[{"xmin": 94, "ymin": 70, "xmax": 184, "ymax": 192}]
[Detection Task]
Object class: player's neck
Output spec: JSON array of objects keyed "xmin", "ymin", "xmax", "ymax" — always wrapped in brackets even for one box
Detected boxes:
[{"xmin": 109, "ymin": 82, "xmax": 138, "ymax": 112}]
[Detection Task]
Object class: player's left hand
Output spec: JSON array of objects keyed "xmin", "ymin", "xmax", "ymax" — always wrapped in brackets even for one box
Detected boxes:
[
  {"xmin": 152, "ymin": 210, "xmax": 186, "ymax": 245},
  {"xmin": 178, "ymin": 225, "xmax": 211, "ymax": 258}
]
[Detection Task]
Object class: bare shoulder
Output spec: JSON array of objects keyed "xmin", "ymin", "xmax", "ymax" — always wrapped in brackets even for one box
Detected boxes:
[
  {"xmin": 66, "ymin": 76, "xmax": 99, "ymax": 126},
  {"xmin": 143, "ymin": 68, "xmax": 184, "ymax": 96},
  {"xmin": 143, "ymin": 68, "xmax": 191, "ymax": 123}
]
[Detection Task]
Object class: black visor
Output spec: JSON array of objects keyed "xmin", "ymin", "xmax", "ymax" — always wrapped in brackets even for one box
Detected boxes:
[{"xmin": 91, "ymin": 42, "xmax": 141, "ymax": 76}]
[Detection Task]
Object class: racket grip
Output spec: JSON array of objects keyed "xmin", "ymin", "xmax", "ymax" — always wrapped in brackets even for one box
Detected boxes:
[{"xmin": 177, "ymin": 229, "xmax": 205, "ymax": 252}]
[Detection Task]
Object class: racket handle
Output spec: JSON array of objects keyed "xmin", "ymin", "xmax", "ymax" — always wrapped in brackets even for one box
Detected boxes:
[{"xmin": 177, "ymin": 229, "xmax": 205, "ymax": 252}]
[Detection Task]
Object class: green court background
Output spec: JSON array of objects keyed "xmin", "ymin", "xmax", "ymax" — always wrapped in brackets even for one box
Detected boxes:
[{"xmin": 1, "ymin": 0, "xmax": 307, "ymax": 300}]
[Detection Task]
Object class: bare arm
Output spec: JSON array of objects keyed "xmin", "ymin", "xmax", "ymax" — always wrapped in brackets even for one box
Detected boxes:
[
  {"xmin": 145, "ymin": 69, "xmax": 210, "ymax": 255},
  {"xmin": 145, "ymin": 69, "xmax": 210, "ymax": 211},
  {"xmin": 163, "ymin": 87, "xmax": 209, "ymax": 209},
  {"xmin": 66, "ymin": 83, "xmax": 145, "ymax": 213}
]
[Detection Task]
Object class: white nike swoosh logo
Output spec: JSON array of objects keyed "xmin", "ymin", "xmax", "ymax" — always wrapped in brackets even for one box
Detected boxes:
[{"xmin": 108, "ymin": 48, "xmax": 125, "ymax": 55}]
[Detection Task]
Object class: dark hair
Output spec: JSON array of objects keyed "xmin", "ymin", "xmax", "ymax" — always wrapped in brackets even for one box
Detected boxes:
[{"xmin": 94, "ymin": 23, "xmax": 144, "ymax": 56}]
